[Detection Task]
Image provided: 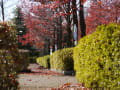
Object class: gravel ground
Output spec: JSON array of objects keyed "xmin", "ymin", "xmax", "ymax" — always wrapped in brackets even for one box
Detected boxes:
[{"xmin": 18, "ymin": 64, "xmax": 79, "ymax": 90}]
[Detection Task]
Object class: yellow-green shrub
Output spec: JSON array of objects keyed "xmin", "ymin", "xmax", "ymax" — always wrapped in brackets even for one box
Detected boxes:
[
  {"xmin": 50, "ymin": 48, "xmax": 73, "ymax": 71},
  {"xmin": 36, "ymin": 55, "xmax": 50, "ymax": 68},
  {"xmin": 73, "ymin": 23, "xmax": 120, "ymax": 89}
]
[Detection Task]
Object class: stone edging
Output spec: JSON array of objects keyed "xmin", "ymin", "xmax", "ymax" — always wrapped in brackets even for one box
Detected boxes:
[{"xmin": 50, "ymin": 69, "xmax": 75, "ymax": 76}]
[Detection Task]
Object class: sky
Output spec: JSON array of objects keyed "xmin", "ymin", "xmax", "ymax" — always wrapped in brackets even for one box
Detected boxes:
[
  {"xmin": 0, "ymin": 0, "xmax": 90, "ymax": 21},
  {"xmin": 0, "ymin": 0, "xmax": 19, "ymax": 21}
]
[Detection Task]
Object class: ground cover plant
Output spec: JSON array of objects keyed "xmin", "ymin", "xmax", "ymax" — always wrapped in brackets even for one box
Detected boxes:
[{"xmin": 73, "ymin": 23, "xmax": 120, "ymax": 89}]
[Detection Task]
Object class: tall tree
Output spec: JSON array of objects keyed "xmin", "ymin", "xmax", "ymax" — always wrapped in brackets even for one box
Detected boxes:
[
  {"xmin": 14, "ymin": 8, "xmax": 27, "ymax": 36},
  {"xmin": 59, "ymin": 0, "xmax": 73, "ymax": 47},
  {"xmin": 19, "ymin": 0, "xmax": 88, "ymax": 50},
  {"xmin": 13, "ymin": 7, "xmax": 32, "ymax": 49},
  {"xmin": 20, "ymin": 0, "xmax": 54, "ymax": 51},
  {"xmin": 86, "ymin": 0, "xmax": 120, "ymax": 35}
]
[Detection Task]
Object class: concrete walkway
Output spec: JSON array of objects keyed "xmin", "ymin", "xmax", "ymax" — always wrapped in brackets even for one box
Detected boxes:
[{"xmin": 18, "ymin": 64, "xmax": 79, "ymax": 90}]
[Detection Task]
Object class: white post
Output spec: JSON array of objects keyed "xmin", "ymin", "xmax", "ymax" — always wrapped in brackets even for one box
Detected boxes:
[
  {"xmin": 50, "ymin": 48, "xmax": 52, "ymax": 55},
  {"xmin": 74, "ymin": 24, "xmax": 78, "ymax": 46}
]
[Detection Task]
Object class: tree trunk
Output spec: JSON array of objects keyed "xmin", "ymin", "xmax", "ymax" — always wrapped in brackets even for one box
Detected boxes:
[
  {"xmin": 56, "ymin": 16, "xmax": 63, "ymax": 50},
  {"xmin": 1, "ymin": 0, "xmax": 4, "ymax": 21},
  {"xmin": 67, "ymin": 15, "xmax": 72, "ymax": 47},
  {"xmin": 55, "ymin": 1, "xmax": 63, "ymax": 50},
  {"xmin": 72, "ymin": 0, "xmax": 79, "ymax": 46},
  {"xmin": 72, "ymin": 0, "xmax": 78, "ymax": 40},
  {"xmin": 66, "ymin": 2, "xmax": 73, "ymax": 47},
  {"xmin": 79, "ymin": 1, "xmax": 86, "ymax": 37},
  {"xmin": 52, "ymin": 27, "xmax": 56, "ymax": 52}
]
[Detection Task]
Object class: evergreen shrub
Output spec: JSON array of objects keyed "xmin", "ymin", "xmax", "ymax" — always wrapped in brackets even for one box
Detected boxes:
[
  {"xmin": 29, "ymin": 56, "xmax": 37, "ymax": 63},
  {"xmin": 73, "ymin": 23, "xmax": 120, "ymax": 89},
  {"xmin": 0, "ymin": 22, "xmax": 19, "ymax": 89},
  {"xmin": 50, "ymin": 48, "xmax": 73, "ymax": 71},
  {"xmin": 18, "ymin": 50, "xmax": 29, "ymax": 71}
]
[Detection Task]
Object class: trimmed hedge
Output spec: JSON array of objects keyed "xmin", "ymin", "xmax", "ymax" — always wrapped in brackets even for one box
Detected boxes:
[
  {"xmin": 36, "ymin": 55, "xmax": 50, "ymax": 68},
  {"xmin": 73, "ymin": 23, "xmax": 120, "ymax": 89},
  {"xmin": 50, "ymin": 48, "xmax": 73, "ymax": 71}
]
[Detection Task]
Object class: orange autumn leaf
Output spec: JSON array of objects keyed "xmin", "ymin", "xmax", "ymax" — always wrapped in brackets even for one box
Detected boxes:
[
  {"xmin": 84, "ymin": 0, "xmax": 87, "ymax": 2},
  {"xmin": 98, "ymin": 0, "xmax": 102, "ymax": 5}
]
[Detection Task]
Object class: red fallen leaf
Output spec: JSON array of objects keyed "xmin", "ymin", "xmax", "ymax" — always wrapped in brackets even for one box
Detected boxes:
[
  {"xmin": 98, "ymin": 0, "xmax": 102, "ymax": 5},
  {"xmin": 60, "ymin": 83, "xmax": 71, "ymax": 88},
  {"xmin": 84, "ymin": 0, "xmax": 87, "ymax": 2},
  {"xmin": 14, "ymin": 80, "xmax": 16, "ymax": 84},
  {"xmin": 28, "ymin": 79, "xmax": 32, "ymax": 81},
  {"xmin": 51, "ymin": 88, "xmax": 56, "ymax": 90},
  {"xmin": 98, "ymin": 58, "xmax": 101, "ymax": 62},
  {"xmin": 9, "ymin": 74, "xmax": 14, "ymax": 78}
]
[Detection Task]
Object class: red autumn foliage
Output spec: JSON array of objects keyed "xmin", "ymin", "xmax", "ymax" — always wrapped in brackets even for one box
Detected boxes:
[
  {"xmin": 19, "ymin": 0, "xmax": 88, "ymax": 48},
  {"xmin": 86, "ymin": 0, "xmax": 120, "ymax": 35},
  {"xmin": 19, "ymin": 0, "xmax": 55, "ymax": 48}
]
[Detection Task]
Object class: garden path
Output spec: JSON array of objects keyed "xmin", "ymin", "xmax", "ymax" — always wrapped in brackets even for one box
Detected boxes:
[{"xmin": 18, "ymin": 64, "xmax": 86, "ymax": 90}]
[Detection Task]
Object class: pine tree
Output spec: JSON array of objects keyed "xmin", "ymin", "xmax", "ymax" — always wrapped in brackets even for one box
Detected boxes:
[
  {"xmin": 13, "ymin": 7, "xmax": 30, "ymax": 49},
  {"xmin": 14, "ymin": 8, "xmax": 27, "ymax": 36}
]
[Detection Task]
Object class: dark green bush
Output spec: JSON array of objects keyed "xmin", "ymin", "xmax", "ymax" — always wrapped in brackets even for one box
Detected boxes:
[
  {"xmin": 18, "ymin": 50, "xmax": 29, "ymax": 71},
  {"xmin": 29, "ymin": 56, "xmax": 37, "ymax": 63},
  {"xmin": 29, "ymin": 50, "xmax": 40, "ymax": 63},
  {"xmin": 0, "ymin": 22, "xmax": 19, "ymax": 89},
  {"xmin": 0, "ymin": 50, "xmax": 19, "ymax": 90},
  {"xmin": 36, "ymin": 55, "xmax": 50, "ymax": 68},
  {"xmin": 73, "ymin": 23, "xmax": 120, "ymax": 89},
  {"xmin": 50, "ymin": 48, "xmax": 73, "ymax": 71}
]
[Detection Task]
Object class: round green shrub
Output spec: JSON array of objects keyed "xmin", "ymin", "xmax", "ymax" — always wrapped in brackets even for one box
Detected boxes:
[
  {"xmin": 36, "ymin": 55, "xmax": 50, "ymax": 68},
  {"xmin": 50, "ymin": 48, "xmax": 73, "ymax": 71},
  {"xmin": 73, "ymin": 23, "xmax": 120, "ymax": 89}
]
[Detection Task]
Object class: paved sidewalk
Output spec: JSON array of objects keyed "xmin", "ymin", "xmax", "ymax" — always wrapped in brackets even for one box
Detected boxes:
[
  {"xmin": 18, "ymin": 64, "xmax": 79, "ymax": 90},
  {"xmin": 18, "ymin": 74, "xmax": 78, "ymax": 89}
]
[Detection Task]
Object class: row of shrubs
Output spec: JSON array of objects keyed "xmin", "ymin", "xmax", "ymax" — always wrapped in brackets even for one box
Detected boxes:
[
  {"xmin": 50, "ymin": 48, "xmax": 73, "ymax": 71},
  {"xmin": 36, "ymin": 48, "xmax": 73, "ymax": 71},
  {"xmin": 36, "ymin": 55, "xmax": 50, "ymax": 68},
  {"xmin": 36, "ymin": 23, "xmax": 120, "ymax": 89}
]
